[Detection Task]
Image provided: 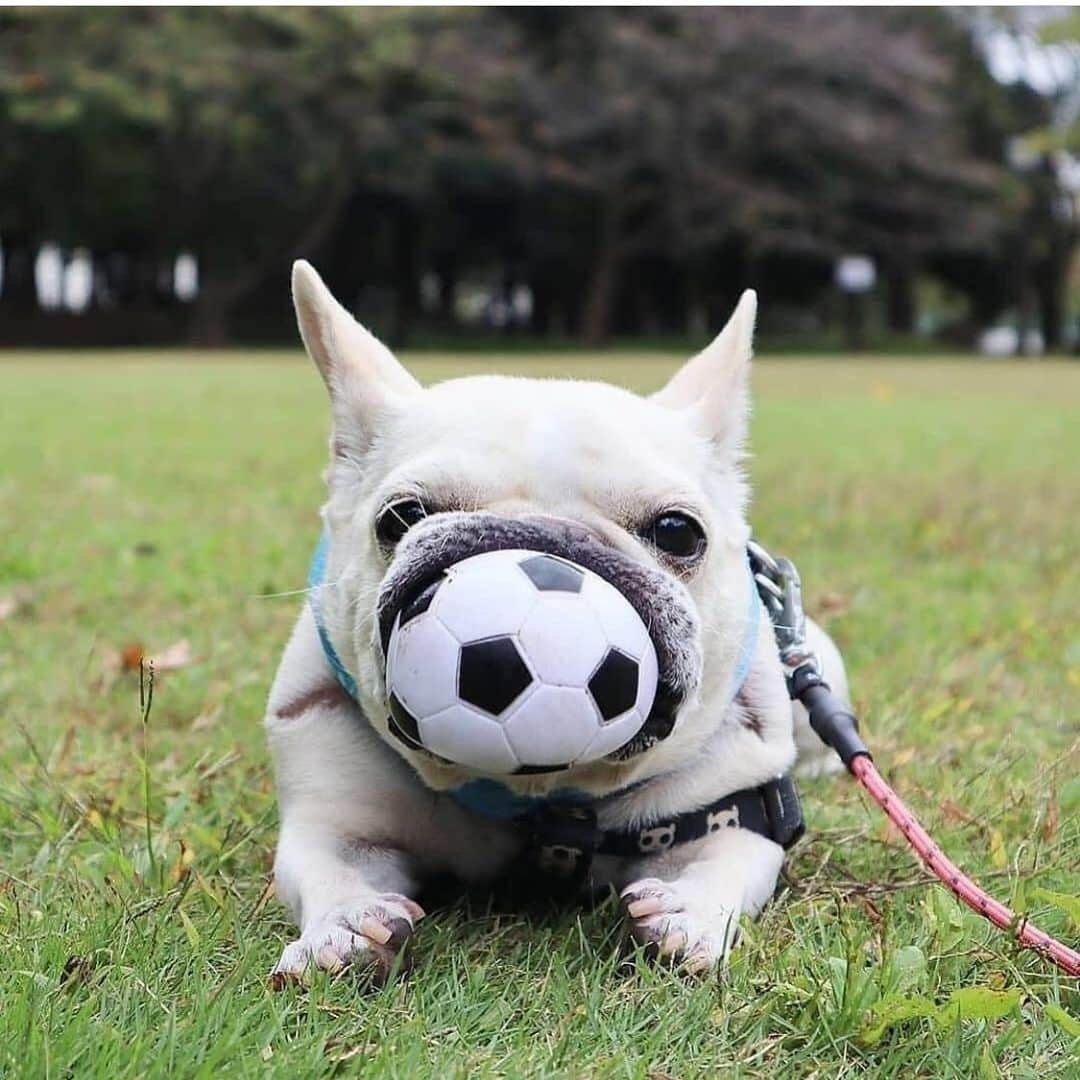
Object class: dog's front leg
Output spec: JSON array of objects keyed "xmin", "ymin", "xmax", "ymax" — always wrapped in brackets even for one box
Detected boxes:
[
  {"xmin": 618, "ymin": 828, "xmax": 784, "ymax": 973},
  {"xmin": 265, "ymin": 613, "xmax": 436, "ymax": 983},
  {"xmin": 266, "ymin": 611, "xmax": 519, "ymax": 983},
  {"xmin": 270, "ymin": 815, "xmax": 426, "ymax": 985}
]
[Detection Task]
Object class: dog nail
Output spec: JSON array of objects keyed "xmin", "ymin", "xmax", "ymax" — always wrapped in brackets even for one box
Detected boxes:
[
  {"xmin": 385, "ymin": 894, "xmax": 425, "ymax": 921},
  {"xmin": 627, "ymin": 896, "xmax": 664, "ymax": 918},
  {"xmin": 683, "ymin": 952, "xmax": 713, "ymax": 975},
  {"xmin": 359, "ymin": 916, "xmax": 393, "ymax": 944},
  {"xmin": 660, "ymin": 930, "xmax": 687, "ymax": 953},
  {"xmin": 315, "ymin": 945, "xmax": 346, "ymax": 972}
]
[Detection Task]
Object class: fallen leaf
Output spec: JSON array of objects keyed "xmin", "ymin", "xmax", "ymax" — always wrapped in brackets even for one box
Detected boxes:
[
  {"xmin": 1042, "ymin": 795, "xmax": 1059, "ymax": 841},
  {"xmin": 941, "ymin": 800, "xmax": 976, "ymax": 826},
  {"xmin": 119, "ymin": 643, "xmax": 146, "ymax": 671},
  {"xmin": 0, "ymin": 585, "xmax": 34, "ymax": 621},
  {"xmin": 148, "ymin": 639, "xmax": 195, "ymax": 671},
  {"xmin": 98, "ymin": 638, "xmax": 196, "ymax": 691},
  {"xmin": 816, "ymin": 591, "xmax": 851, "ymax": 616}
]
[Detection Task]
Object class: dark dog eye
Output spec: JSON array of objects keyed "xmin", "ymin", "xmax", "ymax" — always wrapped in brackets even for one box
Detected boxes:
[
  {"xmin": 644, "ymin": 512, "xmax": 706, "ymax": 561},
  {"xmin": 375, "ymin": 497, "xmax": 428, "ymax": 547}
]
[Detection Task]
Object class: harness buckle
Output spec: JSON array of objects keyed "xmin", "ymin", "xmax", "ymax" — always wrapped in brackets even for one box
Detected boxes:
[
  {"xmin": 524, "ymin": 803, "xmax": 598, "ymax": 880},
  {"xmin": 760, "ymin": 775, "xmax": 805, "ymax": 849},
  {"xmin": 748, "ymin": 539, "xmax": 821, "ymax": 678}
]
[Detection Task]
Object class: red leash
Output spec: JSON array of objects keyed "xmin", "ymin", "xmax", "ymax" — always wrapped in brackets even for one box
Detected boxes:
[
  {"xmin": 748, "ymin": 541, "xmax": 1079, "ymax": 978},
  {"xmin": 850, "ymin": 755, "xmax": 1079, "ymax": 977}
]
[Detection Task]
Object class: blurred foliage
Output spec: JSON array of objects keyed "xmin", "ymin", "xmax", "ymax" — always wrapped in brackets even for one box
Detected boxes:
[{"xmin": 0, "ymin": 7, "xmax": 1075, "ymax": 346}]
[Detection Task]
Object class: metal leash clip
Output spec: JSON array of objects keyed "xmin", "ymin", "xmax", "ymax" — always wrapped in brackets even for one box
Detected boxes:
[{"xmin": 747, "ymin": 539, "xmax": 821, "ymax": 677}]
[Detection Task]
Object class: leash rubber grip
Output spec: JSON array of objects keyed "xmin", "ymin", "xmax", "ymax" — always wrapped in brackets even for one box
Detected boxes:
[{"xmin": 789, "ymin": 665, "xmax": 870, "ymax": 769}]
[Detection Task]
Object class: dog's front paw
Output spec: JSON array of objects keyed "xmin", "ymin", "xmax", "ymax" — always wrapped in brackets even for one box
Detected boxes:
[
  {"xmin": 620, "ymin": 878, "xmax": 740, "ymax": 975},
  {"xmin": 270, "ymin": 892, "xmax": 425, "ymax": 988}
]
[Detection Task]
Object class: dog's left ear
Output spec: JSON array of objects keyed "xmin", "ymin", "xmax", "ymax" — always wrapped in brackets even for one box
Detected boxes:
[
  {"xmin": 652, "ymin": 290, "xmax": 756, "ymax": 457},
  {"xmin": 292, "ymin": 259, "xmax": 421, "ymax": 459}
]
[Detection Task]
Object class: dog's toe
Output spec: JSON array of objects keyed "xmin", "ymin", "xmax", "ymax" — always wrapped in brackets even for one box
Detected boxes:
[
  {"xmin": 619, "ymin": 878, "xmax": 736, "ymax": 974},
  {"xmin": 270, "ymin": 893, "xmax": 424, "ymax": 987}
]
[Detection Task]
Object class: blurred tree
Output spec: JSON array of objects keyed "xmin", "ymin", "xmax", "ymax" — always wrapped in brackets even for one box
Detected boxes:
[
  {"xmin": 0, "ymin": 7, "xmax": 460, "ymax": 341},
  {"xmin": 445, "ymin": 7, "xmax": 1007, "ymax": 343},
  {"xmin": 0, "ymin": 6, "xmax": 1062, "ymax": 347}
]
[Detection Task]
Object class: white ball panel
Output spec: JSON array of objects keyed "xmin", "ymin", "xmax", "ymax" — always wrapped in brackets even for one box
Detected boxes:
[
  {"xmin": 434, "ymin": 564, "xmax": 537, "ymax": 643},
  {"xmin": 633, "ymin": 638, "xmax": 659, "ymax": 718},
  {"xmin": 419, "ymin": 704, "xmax": 519, "ymax": 774},
  {"xmin": 580, "ymin": 707, "xmax": 645, "ymax": 761},
  {"xmin": 447, "ymin": 548, "xmax": 537, "ymax": 577},
  {"xmin": 582, "ymin": 572, "xmax": 651, "ymax": 660},
  {"xmin": 388, "ymin": 614, "xmax": 461, "ymax": 719},
  {"xmin": 503, "ymin": 685, "xmax": 600, "ymax": 766},
  {"xmin": 518, "ymin": 595, "xmax": 608, "ymax": 687}
]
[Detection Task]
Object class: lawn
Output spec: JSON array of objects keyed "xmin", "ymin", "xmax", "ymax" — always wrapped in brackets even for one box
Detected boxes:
[{"xmin": 1, "ymin": 349, "xmax": 1078, "ymax": 1078}]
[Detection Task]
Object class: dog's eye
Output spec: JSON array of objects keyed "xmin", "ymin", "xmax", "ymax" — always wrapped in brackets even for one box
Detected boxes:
[
  {"xmin": 375, "ymin": 497, "xmax": 428, "ymax": 548},
  {"xmin": 643, "ymin": 512, "xmax": 706, "ymax": 561}
]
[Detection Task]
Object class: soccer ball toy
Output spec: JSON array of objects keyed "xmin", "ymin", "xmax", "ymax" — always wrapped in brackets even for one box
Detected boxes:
[{"xmin": 384, "ymin": 549, "xmax": 659, "ymax": 774}]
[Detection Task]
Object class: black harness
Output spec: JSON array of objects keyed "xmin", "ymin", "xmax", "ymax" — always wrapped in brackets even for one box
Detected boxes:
[{"xmin": 520, "ymin": 774, "xmax": 804, "ymax": 882}]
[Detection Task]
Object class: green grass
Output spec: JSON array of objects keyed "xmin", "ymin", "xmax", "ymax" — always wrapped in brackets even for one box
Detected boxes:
[{"xmin": 1, "ymin": 350, "xmax": 1078, "ymax": 1078}]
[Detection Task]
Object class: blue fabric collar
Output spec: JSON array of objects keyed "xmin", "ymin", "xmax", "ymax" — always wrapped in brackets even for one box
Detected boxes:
[
  {"xmin": 307, "ymin": 530, "xmax": 358, "ymax": 701},
  {"xmin": 307, "ymin": 530, "xmax": 762, "ymax": 820}
]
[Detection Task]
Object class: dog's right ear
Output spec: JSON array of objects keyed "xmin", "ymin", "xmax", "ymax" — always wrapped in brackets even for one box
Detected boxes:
[{"xmin": 292, "ymin": 260, "xmax": 420, "ymax": 456}]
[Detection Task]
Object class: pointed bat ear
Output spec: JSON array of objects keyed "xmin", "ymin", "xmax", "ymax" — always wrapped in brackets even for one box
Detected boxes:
[
  {"xmin": 651, "ymin": 289, "xmax": 757, "ymax": 456},
  {"xmin": 291, "ymin": 259, "xmax": 421, "ymax": 457}
]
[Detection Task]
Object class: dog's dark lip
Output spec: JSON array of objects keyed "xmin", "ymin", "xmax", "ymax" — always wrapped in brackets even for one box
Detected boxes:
[
  {"xmin": 376, "ymin": 513, "xmax": 690, "ymax": 760},
  {"xmin": 378, "ymin": 517, "xmax": 619, "ymax": 657}
]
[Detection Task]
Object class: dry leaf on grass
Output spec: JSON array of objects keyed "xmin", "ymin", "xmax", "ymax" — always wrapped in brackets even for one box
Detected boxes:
[
  {"xmin": 0, "ymin": 586, "xmax": 34, "ymax": 622},
  {"xmin": 814, "ymin": 591, "xmax": 851, "ymax": 622},
  {"xmin": 149, "ymin": 639, "xmax": 195, "ymax": 671},
  {"xmin": 99, "ymin": 638, "xmax": 197, "ymax": 690}
]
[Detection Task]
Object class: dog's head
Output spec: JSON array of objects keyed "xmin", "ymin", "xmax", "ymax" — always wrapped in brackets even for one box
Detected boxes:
[{"xmin": 293, "ymin": 260, "xmax": 762, "ymax": 794}]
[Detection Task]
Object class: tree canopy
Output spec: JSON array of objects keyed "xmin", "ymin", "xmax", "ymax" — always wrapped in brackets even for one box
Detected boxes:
[{"xmin": 0, "ymin": 6, "xmax": 1074, "ymax": 347}]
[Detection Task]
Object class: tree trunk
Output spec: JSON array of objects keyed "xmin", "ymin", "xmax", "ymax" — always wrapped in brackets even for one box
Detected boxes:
[
  {"xmin": 391, "ymin": 204, "xmax": 420, "ymax": 347},
  {"xmin": 435, "ymin": 258, "xmax": 457, "ymax": 326},
  {"xmin": 885, "ymin": 254, "xmax": 916, "ymax": 334},
  {"xmin": 529, "ymin": 271, "xmax": 552, "ymax": 336},
  {"xmin": 0, "ymin": 239, "xmax": 39, "ymax": 312},
  {"xmin": 581, "ymin": 199, "xmax": 622, "ymax": 347},
  {"xmin": 188, "ymin": 286, "xmax": 230, "ymax": 346},
  {"xmin": 1033, "ymin": 241, "xmax": 1073, "ymax": 353}
]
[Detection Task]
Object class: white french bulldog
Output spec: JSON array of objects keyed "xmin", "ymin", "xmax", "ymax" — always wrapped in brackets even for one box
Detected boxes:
[{"xmin": 265, "ymin": 260, "xmax": 848, "ymax": 982}]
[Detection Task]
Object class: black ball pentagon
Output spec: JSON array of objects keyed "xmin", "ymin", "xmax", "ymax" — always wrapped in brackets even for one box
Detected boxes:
[
  {"xmin": 588, "ymin": 648, "xmax": 639, "ymax": 722},
  {"xmin": 388, "ymin": 692, "xmax": 423, "ymax": 748},
  {"xmin": 400, "ymin": 577, "xmax": 443, "ymax": 628},
  {"xmin": 519, "ymin": 554, "xmax": 584, "ymax": 593},
  {"xmin": 458, "ymin": 636, "xmax": 533, "ymax": 716}
]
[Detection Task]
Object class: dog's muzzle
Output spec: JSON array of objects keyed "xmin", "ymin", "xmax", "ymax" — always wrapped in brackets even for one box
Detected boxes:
[{"xmin": 375, "ymin": 512, "xmax": 702, "ymax": 761}]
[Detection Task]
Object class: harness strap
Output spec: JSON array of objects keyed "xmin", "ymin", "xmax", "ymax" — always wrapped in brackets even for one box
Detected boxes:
[{"xmin": 522, "ymin": 775, "xmax": 803, "ymax": 880}]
